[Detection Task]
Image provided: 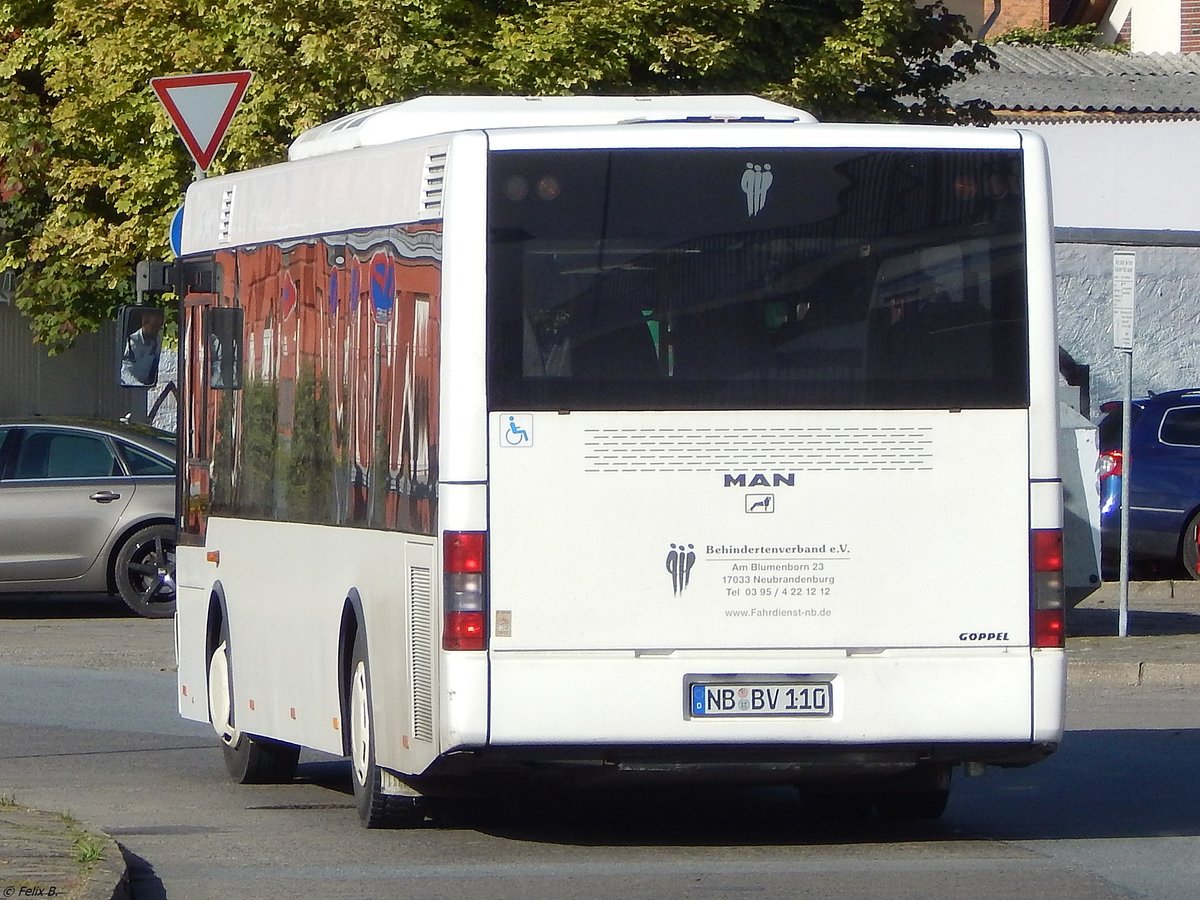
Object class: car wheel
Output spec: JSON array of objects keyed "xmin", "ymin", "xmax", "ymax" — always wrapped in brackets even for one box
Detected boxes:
[
  {"xmin": 114, "ymin": 523, "xmax": 177, "ymax": 618},
  {"xmin": 207, "ymin": 619, "xmax": 299, "ymax": 784},
  {"xmin": 348, "ymin": 635, "xmax": 426, "ymax": 828},
  {"xmin": 1180, "ymin": 510, "xmax": 1200, "ymax": 580}
]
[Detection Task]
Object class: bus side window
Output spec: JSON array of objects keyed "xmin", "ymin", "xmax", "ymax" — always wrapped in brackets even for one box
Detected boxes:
[{"xmin": 207, "ymin": 307, "xmax": 244, "ymax": 390}]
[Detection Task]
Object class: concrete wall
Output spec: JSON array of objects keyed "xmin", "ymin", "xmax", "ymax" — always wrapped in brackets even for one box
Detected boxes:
[
  {"xmin": 1013, "ymin": 120, "xmax": 1200, "ymax": 415},
  {"xmin": 1056, "ymin": 242, "xmax": 1200, "ymax": 411},
  {"xmin": 1024, "ymin": 120, "xmax": 1200, "ymax": 232}
]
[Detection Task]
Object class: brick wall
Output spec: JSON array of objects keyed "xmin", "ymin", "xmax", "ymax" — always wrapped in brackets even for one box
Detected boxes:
[
  {"xmin": 1183, "ymin": 0, "xmax": 1200, "ymax": 52},
  {"xmin": 990, "ymin": 0, "xmax": 1049, "ymax": 32}
]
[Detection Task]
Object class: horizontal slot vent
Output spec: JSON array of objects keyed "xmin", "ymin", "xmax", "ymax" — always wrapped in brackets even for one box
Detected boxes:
[
  {"xmin": 421, "ymin": 149, "xmax": 448, "ymax": 216},
  {"xmin": 582, "ymin": 427, "xmax": 934, "ymax": 473}
]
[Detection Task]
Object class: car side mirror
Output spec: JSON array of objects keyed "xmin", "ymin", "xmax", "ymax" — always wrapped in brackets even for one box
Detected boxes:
[{"xmin": 117, "ymin": 305, "xmax": 166, "ymax": 387}]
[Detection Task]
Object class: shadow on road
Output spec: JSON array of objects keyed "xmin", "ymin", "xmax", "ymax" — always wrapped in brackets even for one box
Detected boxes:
[
  {"xmin": 0, "ymin": 592, "xmax": 134, "ymax": 619},
  {"xmin": 1067, "ymin": 606, "xmax": 1200, "ymax": 637},
  {"xmin": 122, "ymin": 846, "xmax": 167, "ymax": 900},
  {"xmin": 278, "ymin": 728, "xmax": 1200, "ymax": 847}
]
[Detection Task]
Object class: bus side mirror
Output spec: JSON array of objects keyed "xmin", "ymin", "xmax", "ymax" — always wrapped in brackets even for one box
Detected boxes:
[{"xmin": 117, "ymin": 305, "xmax": 165, "ymax": 387}]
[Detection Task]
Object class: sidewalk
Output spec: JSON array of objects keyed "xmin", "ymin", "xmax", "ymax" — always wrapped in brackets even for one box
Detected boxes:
[
  {"xmin": 1068, "ymin": 578, "xmax": 1200, "ymax": 686},
  {"xmin": 0, "ymin": 804, "xmax": 128, "ymax": 900},
  {"xmin": 2, "ymin": 581, "xmax": 1199, "ymax": 900}
]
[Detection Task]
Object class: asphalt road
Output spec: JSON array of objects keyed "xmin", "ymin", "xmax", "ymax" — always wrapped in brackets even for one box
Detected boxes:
[{"xmin": 2, "ymin": 598, "xmax": 1200, "ymax": 899}]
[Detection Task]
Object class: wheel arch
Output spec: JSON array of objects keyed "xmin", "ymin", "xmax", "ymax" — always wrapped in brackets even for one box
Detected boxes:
[
  {"xmin": 204, "ymin": 582, "xmax": 231, "ymax": 725},
  {"xmin": 206, "ymin": 582, "xmax": 230, "ymax": 663},
  {"xmin": 1176, "ymin": 503, "xmax": 1200, "ymax": 578},
  {"xmin": 337, "ymin": 589, "xmax": 367, "ymax": 757}
]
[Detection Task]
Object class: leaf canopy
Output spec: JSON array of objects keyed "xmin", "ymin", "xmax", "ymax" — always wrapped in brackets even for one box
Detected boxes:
[{"xmin": 0, "ymin": 0, "xmax": 991, "ymax": 348}]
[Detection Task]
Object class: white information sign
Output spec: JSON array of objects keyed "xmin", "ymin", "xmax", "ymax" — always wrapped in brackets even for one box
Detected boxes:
[{"xmin": 1112, "ymin": 250, "xmax": 1136, "ymax": 351}]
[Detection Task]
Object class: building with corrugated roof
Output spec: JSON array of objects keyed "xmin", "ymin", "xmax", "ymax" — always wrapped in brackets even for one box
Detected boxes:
[{"xmin": 948, "ymin": 43, "xmax": 1200, "ymax": 411}]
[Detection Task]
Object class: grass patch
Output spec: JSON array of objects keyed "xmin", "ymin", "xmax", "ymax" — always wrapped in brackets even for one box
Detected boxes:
[{"xmin": 59, "ymin": 811, "xmax": 106, "ymax": 867}]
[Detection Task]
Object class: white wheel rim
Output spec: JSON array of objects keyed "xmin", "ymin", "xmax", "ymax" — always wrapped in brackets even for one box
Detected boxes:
[
  {"xmin": 350, "ymin": 659, "xmax": 371, "ymax": 786},
  {"xmin": 207, "ymin": 640, "xmax": 239, "ymax": 746}
]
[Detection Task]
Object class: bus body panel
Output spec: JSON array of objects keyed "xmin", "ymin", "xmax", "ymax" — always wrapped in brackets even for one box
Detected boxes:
[
  {"xmin": 486, "ymin": 408, "xmax": 1031, "ymax": 653},
  {"xmin": 1018, "ymin": 130, "xmax": 1060, "ymax": 486},
  {"xmin": 177, "ymin": 519, "xmax": 442, "ymax": 775},
  {"xmin": 1031, "ymin": 649, "xmax": 1067, "ymax": 742},
  {"xmin": 485, "ymin": 650, "xmax": 1033, "ymax": 745},
  {"xmin": 439, "ymin": 132, "xmax": 491, "ymax": 485}
]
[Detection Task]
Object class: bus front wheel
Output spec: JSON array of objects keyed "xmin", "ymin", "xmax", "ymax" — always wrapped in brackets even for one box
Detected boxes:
[
  {"xmin": 207, "ymin": 619, "xmax": 299, "ymax": 784},
  {"xmin": 348, "ymin": 636, "xmax": 425, "ymax": 828}
]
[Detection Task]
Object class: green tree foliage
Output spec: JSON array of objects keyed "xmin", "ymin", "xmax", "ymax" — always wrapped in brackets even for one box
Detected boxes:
[
  {"xmin": 989, "ymin": 23, "xmax": 1117, "ymax": 51},
  {"xmin": 0, "ymin": 0, "xmax": 991, "ymax": 348}
]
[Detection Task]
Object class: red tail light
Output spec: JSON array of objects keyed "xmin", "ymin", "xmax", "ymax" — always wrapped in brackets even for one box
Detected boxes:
[
  {"xmin": 443, "ymin": 531, "xmax": 487, "ymax": 651},
  {"xmin": 1098, "ymin": 450, "xmax": 1123, "ymax": 481},
  {"xmin": 1033, "ymin": 608, "xmax": 1064, "ymax": 648},
  {"xmin": 1032, "ymin": 529, "xmax": 1064, "ymax": 649}
]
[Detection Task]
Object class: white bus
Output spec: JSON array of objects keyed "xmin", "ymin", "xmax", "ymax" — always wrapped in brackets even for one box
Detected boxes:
[{"xmin": 171, "ymin": 95, "xmax": 1066, "ymax": 827}]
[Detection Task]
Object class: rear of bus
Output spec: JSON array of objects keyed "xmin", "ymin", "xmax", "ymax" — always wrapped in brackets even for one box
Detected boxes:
[{"xmin": 453, "ymin": 123, "xmax": 1064, "ymax": 806}]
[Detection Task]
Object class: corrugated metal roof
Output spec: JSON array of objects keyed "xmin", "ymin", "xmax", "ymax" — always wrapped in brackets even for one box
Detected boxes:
[
  {"xmin": 945, "ymin": 45, "xmax": 1200, "ymax": 115},
  {"xmin": 988, "ymin": 45, "xmax": 1200, "ymax": 76}
]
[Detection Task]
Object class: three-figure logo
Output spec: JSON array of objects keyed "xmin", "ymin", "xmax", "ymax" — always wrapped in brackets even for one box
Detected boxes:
[
  {"xmin": 741, "ymin": 163, "xmax": 773, "ymax": 217},
  {"xmin": 666, "ymin": 542, "xmax": 697, "ymax": 595}
]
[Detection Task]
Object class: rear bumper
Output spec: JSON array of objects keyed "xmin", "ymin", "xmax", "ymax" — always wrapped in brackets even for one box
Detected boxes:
[
  {"xmin": 483, "ymin": 649, "xmax": 1062, "ymax": 747},
  {"xmin": 416, "ymin": 741, "xmax": 1058, "ymax": 792}
]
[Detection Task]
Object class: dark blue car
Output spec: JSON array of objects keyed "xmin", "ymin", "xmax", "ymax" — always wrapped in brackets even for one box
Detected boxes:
[{"xmin": 1099, "ymin": 389, "xmax": 1200, "ymax": 578}]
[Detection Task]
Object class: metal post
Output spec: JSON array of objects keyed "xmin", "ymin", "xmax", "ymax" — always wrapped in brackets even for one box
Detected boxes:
[
  {"xmin": 1118, "ymin": 349, "xmax": 1132, "ymax": 637},
  {"xmin": 1111, "ymin": 249, "xmax": 1136, "ymax": 638}
]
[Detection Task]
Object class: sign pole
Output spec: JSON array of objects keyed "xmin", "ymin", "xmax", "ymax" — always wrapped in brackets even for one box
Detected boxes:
[{"xmin": 1112, "ymin": 250, "xmax": 1136, "ymax": 638}]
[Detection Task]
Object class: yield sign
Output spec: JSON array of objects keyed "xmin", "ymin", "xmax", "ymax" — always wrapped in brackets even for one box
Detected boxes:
[{"xmin": 151, "ymin": 70, "xmax": 254, "ymax": 171}]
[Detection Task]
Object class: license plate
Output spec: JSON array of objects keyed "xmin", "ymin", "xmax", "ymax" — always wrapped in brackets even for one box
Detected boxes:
[{"xmin": 688, "ymin": 680, "xmax": 833, "ymax": 718}]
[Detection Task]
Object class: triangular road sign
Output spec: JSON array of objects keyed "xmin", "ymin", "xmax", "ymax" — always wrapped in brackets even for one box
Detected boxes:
[{"xmin": 151, "ymin": 70, "xmax": 254, "ymax": 172}]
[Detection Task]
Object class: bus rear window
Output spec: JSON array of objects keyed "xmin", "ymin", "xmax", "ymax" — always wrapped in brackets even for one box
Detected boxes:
[{"xmin": 487, "ymin": 147, "xmax": 1029, "ymax": 411}]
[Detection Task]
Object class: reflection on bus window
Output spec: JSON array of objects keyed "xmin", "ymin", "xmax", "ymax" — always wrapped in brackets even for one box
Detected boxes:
[{"xmin": 207, "ymin": 308, "xmax": 243, "ymax": 391}]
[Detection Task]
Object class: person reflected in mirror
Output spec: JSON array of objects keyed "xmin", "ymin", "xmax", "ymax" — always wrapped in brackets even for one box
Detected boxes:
[{"xmin": 121, "ymin": 308, "xmax": 164, "ymax": 386}]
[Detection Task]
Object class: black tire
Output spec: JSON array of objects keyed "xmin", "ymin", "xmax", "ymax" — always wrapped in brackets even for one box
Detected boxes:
[
  {"xmin": 207, "ymin": 618, "xmax": 300, "ymax": 785},
  {"xmin": 348, "ymin": 635, "xmax": 425, "ymax": 828},
  {"xmin": 1180, "ymin": 510, "xmax": 1200, "ymax": 580},
  {"xmin": 114, "ymin": 523, "xmax": 177, "ymax": 618},
  {"xmin": 874, "ymin": 765, "xmax": 952, "ymax": 821}
]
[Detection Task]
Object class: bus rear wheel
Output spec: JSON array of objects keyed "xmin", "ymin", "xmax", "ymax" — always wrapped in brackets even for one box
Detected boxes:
[
  {"xmin": 207, "ymin": 620, "xmax": 299, "ymax": 784},
  {"xmin": 348, "ymin": 636, "xmax": 425, "ymax": 828}
]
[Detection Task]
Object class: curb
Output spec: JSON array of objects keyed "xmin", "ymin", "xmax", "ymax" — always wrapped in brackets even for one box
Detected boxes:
[
  {"xmin": 1068, "ymin": 659, "xmax": 1200, "ymax": 688},
  {"xmin": 0, "ymin": 806, "xmax": 128, "ymax": 900},
  {"xmin": 80, "ymin": 834, "xmax": 128, "ymax": 900}
]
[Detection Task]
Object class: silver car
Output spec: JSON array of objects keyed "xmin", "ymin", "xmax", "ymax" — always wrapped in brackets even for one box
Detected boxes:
[{"xmin": 0, "ymin": 417, "xmax": 177, "ymax": 618}]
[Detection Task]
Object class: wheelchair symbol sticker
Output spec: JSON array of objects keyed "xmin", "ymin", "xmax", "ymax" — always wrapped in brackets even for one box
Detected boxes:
[{"xmin": 501, "ymin": 414, "xmax": 533, "ymax": 448}]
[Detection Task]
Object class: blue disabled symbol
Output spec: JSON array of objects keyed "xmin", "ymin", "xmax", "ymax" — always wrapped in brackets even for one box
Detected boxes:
[{"xmin": 504, "ymin": 416, "xmax": 531, "ymax": 446}]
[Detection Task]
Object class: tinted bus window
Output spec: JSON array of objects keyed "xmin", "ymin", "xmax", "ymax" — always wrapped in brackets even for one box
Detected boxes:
[{"xmin": 487, "ymin": 148, "xmax": 1029, "ymax": 411}]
